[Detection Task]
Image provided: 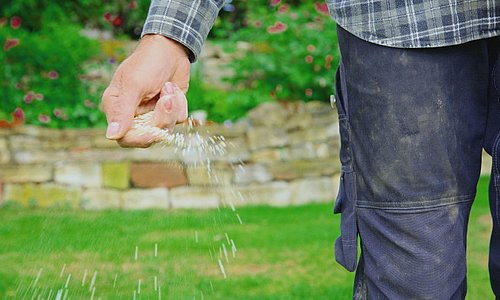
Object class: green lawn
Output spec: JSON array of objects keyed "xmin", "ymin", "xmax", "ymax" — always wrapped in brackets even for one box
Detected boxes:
[{"xmin": 0, "ymin": 177, "xmax": 494, "ymax": 299}]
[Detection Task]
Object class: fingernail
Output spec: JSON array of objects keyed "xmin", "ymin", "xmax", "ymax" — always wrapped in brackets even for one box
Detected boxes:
[
  {"xmin": 163, "ymin": 97, "xmax": 173, "ymax": 111},
  {"xmin": 106, "ymin": 122, "xmax": 120, "ymax": 139},
  {"xmin": 165, "ymin": 82, "xmax": 175, "ymax": 94}
]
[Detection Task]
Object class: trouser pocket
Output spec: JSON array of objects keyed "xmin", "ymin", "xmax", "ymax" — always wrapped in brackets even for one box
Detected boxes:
[
  {"xmin": 334, "ymin": 170, "xmax": 358, "ymax": 271},
  {"xmin": 333, "ymin": 61, "xmax": 359, "ymax": 272},
  {"xmin": 489, "ymin": 132, "xmax": 500, "ymax": 296}
]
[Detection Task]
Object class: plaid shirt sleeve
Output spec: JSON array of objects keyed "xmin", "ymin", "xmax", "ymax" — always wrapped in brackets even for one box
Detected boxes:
[{"xmin": 141, "ymin": 0, "xmax": 224, "ymax": 62}]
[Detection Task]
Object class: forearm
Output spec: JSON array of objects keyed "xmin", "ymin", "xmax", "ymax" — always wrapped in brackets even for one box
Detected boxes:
[{"xmin": 141, "ymin": 0, "xmax": 224, "ymax": 63}]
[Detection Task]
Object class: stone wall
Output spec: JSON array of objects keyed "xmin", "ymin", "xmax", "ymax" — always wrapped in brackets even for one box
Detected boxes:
[{"xmin": 0, "ymin": 101, "xmax": 343, "ymax": 210}]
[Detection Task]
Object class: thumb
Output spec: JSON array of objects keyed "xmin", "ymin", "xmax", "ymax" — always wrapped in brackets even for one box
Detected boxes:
[
  {"xmin": 102, "ymin": 86, "xmax": 139, "ymax": 140},
  {"xmin": 152, "ymin": 82, "xmax": 187, "ymax": 131}
]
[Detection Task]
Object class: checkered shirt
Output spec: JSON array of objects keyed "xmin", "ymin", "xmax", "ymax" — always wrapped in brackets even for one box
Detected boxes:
[{"xmin": 142, "ymin": 0, "xmax": 500, "ymax": 62}]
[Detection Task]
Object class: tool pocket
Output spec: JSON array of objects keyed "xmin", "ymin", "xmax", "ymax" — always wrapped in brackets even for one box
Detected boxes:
[{"xmin": 333, "ymin": 62, "xmax": 359, "ymax": 272}]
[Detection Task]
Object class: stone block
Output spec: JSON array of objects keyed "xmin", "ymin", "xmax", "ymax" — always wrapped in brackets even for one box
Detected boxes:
[
  {"xmin": 0, "ymin": 164, "xmax": 52, "ymax": 183},
  {"xmin": 55, "ymin": 162, "xmax": 102, "ymax": 187},
  {"xmin": 13, "ymin": 126, "xmax": 61, "ymax": 138},
  {"xmin": 130, "ymin": 162, "xmax": 187, "ymax": 188},
  {"xmin": 207, "ymin": 137, "xmax": 250, "ymax": 163},
  {"xmin": 305, "ymin": 101, "xmax": 332, "ymax": 115},
  {"xmin": 3, "ymin": 183, "xmax": 80, "ymax": 208},
  {"xmin": 234, "ymin": 164, "xmax": 272, "ymax": 185},
  {"xmin": 9, "ymin": 135, "xmax": 41, "ymax": 150},
  {"xmin": 0, "ymin": 138, "xmax": 10, "ymax": 164},
  {"xmin": 284, "ymin": 113, "xmax": 312, "ymax": 131},
  {"xmin": 81, "ymin": 188, "xmax": 121, "ymax": 210},
  {"xmin": 126, "ymin": 145, "xmax": 179, "ymax": 162},
  {"xmin": 102, "ymin": 162, "xmax": 130, "ymax": 189},
  {"xmin": 288, "ymin": 123, "xmax": 339, "ymax": 145},
  {"xmin": 289, "ymin": 143, "xmax": 317, "ymax": 160},
  {"xmin": 201, "ymin": 122, "xmax": 248, "ymax": 138},
  {"xmin": 270, "ymin": 159, "xmax": 341, "ymax": 181},
  {"xmin": 247, "ymin": 127, "xmax": 288, "ymax": 150},
  {"xmin": 14, "ymin": 150, "xmax": 67, "ymax": 164},
  {"xmin": 91, "ymin": 135, "xmax": 119, "ymax": 148},
  {"xmin": 68, "ymin": 149, "xmax": 128, "ymax": 162},
  {"xmin": 250, "ymin": 148, "xmax": 290, "ymax": 163},
  {"xmin": 43, "ymin": 136, "xmax": 92, "ymax": 150},
  {"xmin": 290, "ymin": 176, "xmax": 339, "ymax": 205},
  {"xmin": 169, "ymin": 186, "xmax": 219, "ymax": 209},
  {"xmin": 219, "ymin": 181, "xmax": 291, "ymax": 207},
  {"xmin": 186, "ymin": 165, "xmax": 233, "ymax": 186},
  {"xmin": 248, "ymin": 102, "xmax": 289, "ymax": 127},
  {"xmin": 122, "ymin": 188, "xmax": 169, "ymax": 209}
]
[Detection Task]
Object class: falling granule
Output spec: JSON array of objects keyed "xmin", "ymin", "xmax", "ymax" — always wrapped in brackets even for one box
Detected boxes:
[
  {"xmin": 59, "ymin": 264, "xmax": 66, "ymax": 277},
  {"xmin": 33, "ymin": 268, "xmax": 43, "ymax": 287},
  {"xmin": 209, "ymin": 281, "xmax": 214, "ymax": 293},
  {"xmin": 81, "ymin": 269, "xmax": 88, "ymax": 287},
  {"xmin": 89, "ymin": 271, "xmax": 97, "ymax": 292},
  {"xmin": 155, "ymin": 243, "xmax": 158, "ymax": 257},
  {"xmin": 201, "ymin": 291, "xmax": 205, "ymax": 300},
  {"xmin": 90, "ymin": 286, "xmax": 96, "ymax": 300},
  {"xmin": 62, "ymin": 289, "xmax": 69, "ymax": 300},
  {"xmin": 158, "ymin": 284, "xmax": 162, "ymax": 300},
  {"xmin": 236, "ymin": 213, "xmax": 243, "ymax": 224},
  {"xmin": 229, "ymin": 200, "xmax": 236, "ymax": 212},
  {"xmin": 218, "ymin": 258, "xmax": 227, "ymax": 279},
  {"xmin": 137, "ymin": 279, "xmax": 141, "ymax": 294},
  {"xmin": 225, "ymin": 233, "xmax": 230, "ymax": 244},
  {"xmin": 209, "ymin": 249, "xmax": 214, "ymax": 261},
  {"xmin": 154, "ymin": 276, "xmax": 158, "ymax": 291},
  {"xmin": 222, "ymin": 244, "xmax": 229, "ymax": 263},
  {"xmin": 195, "ymin": 231, "xmax": 199, "ymax": 243},
  {"xmin": 64, "ymin": 273, "xmax": 71, "ymax": 289},
  {"xmin": 231, "ymin": 239, "xmax": 237, "ymax": 258},
  {"xmin": 48, "ymin": 289, "xmax": 53, "ymax": 299},
  {"xmin": 55, "ymin": 289, "xmax": 63, "ymax": 300},
  {"xmin": 135, "ymin": 246, "xmax": 139, "ymax": 261},
  {"xmin": 133, "ymin": 290, "xmax": 136, "ymax": 300},
  {"xmin": 113, "ymin": 274, "xmax": 118, "ymax": 288}
]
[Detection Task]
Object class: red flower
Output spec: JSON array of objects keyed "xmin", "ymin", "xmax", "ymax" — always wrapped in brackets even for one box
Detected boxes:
[
  {"xmin": 53, "ymin": 109, "xmax": 63, "ymax": 118},
  {"xmin": 128, "ymin": 1, "xmax": 138, "ymax": 9},
  {"xmin": 314, "ymin": 2, "xmax": 330, "ymax": 16},
  {"xmin": 305, "ymin": 55, "xmax": 314, "ymax": 64},
  {"xmin": 270, "ymin": 0, "xmax": 281, "ymax": 7},
  {"xmin": 267, "ymin": 21, "xmax": 288, "ymax": 34},
  {"xmin": 307, "ymin": 44, "xmax": 316, "ymax": 53},
  {"xmin": 15, "ymin": 82, "xmax": 21, "ymax": 89},
  {"xmin": 38, "ymin": 114, "xmax": 51, "ymax": 124},
  {"xmin": 23, "ymin": 92, "xmax": 33, "ymax": 104},
  {"xmin": 113, "ymin": 16, "xmax": 123, "ymax": 27},
  {"xmin": 254, "ymin": 20, "xmax": 262, "ymax": 28},
  {"xmin": 305, "ymin": 88, "xmax": 313, "ymax": 97},
  {"xmin": 278, "ymin": 4, "xmax": 289, "ymax": 13},
  {"xmin": 48, "ymin": 70, "xmax": 59, "ymax": 80},
  {"xmin": 3, "ymin": 38, "xmax": 19, "ymax": 51},
  {"xmin": 104, "ymin": 12, "xmax": 113, "ymax": 21},
  {"xmin": 10, "ymin": 16, "xmax": 21, "ymax": 29}
]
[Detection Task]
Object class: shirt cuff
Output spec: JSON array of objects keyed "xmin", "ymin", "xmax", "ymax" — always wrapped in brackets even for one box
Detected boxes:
[{"xmin": 141, "ymin": 0, "xmax": 223, "ymax": 63}]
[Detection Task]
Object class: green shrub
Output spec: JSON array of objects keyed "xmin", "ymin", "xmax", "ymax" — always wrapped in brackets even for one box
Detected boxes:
[
  {"xmin": 0, "ymin": 19, "xmax": 106, "ymax": 128},
  {"xmin": 224, "ymin": 1, "xmax": 340, "ymax": 103}
]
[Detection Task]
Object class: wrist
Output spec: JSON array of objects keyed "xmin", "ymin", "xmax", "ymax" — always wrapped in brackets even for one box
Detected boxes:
[{"xmin": 140, "ymin": 34, "xmax": 190, "ymax": 59}]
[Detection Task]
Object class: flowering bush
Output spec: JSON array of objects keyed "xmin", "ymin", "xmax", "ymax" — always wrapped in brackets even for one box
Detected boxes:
[
  {"xmin": 0, "ymin": 18, "xmax": 106, "ymax": 128},
  {"xmin": 224, "ymin": 1, "xmax": 340, "ymax": 102}
]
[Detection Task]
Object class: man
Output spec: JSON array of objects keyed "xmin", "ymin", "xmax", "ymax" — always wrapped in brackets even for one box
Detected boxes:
[{"xmin": 102, "ymin": 0, "xmax": 500, "ymax": 298}]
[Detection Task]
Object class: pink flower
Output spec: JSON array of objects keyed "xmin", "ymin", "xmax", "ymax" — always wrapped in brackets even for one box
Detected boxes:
[
  {"xmin": 3, "ymin": 38, "xmax": 19, "ymax": 51},
  {"xmin": 34, "ymin": 93, "xmax": 44, "ymax": 101},
  {"xmin": 23, "ymin": 92, "xmax": 33, "ymax": 104},
  {"xmin": 10, "ymin": 16, "xmax": 21, "ymax": 29},
  {"xmin": 314, "ymin": 2, "xmax": 330, "ymax": 16},
  {"xmin": 84, "ymin": 99, "xmax": 96, "ymax": 108},
  {"xmin": 305, "ymin": 55, "xmax": 314, "ymax": 64},
  {"xmin": 13, "ymin": 108, "xmax": 25, "ymax": 121},
  {"xmin": 128, "ymin": 1, "xmax": 138, "ymax": 9},
  {"xmin": 112, "ymin": 16, "xmax": 123, "ymax": 27},
  {"xmin": 267, "ymin": 21, "xmax": 288, "ymax": 34},
  {"xmin": 14, "ymin": 82, "xmax": 21, "ymax": 89},
  {"xmin": 254, "ymin": 20, "xmax": 262, "ymax": 28},
  {"xmin": 305, "ymin": 88, "xmax": 313, "ymax": 97},
  {"xmin": 270, "ymin": 0, "xmax": 281, "ymax": 7},
  {"xmin": 278, "ymin": 4, "xmax": 289, "ymax": 13},
  {"xmin": 48, "ymin": 70, "xmax": 59, "ymax": 80},
  {"xmin": 38, "ymin": 114, "xmax": 51, "ymax": 124},
  {"xmin": 307, "ymin": 44, "xmax": 316, "ymax": 53},
  {"xmin": 53, "ymin": 109, "xmax": 63, "ymax": 118}
]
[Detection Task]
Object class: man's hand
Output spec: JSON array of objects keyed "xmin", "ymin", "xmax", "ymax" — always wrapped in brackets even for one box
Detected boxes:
[{"xmin": 101, "ymin": 34, "xmax": 190, "ymax": 148}]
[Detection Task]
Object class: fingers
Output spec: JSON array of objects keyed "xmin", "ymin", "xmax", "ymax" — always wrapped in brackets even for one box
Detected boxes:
[
  {"xmin": 116, "ymin": 82, "xmax": 188, "ymax": 148},
  {"xmin": 101, "ymin": 84, "xmax": 139, "ymax": 140}
]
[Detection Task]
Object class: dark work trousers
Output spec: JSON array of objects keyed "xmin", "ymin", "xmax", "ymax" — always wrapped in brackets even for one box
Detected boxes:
[{"xmin": 333, "ymin": 26, "xmax": 500, "ymax": 299}]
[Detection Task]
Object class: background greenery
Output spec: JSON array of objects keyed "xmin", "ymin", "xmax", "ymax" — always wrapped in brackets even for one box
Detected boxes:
[
  {"xmin": 0, "ymin": 0, "xmax": 340, "ymax": 128},
  {"xmin": 0, "ymin": 177, "xmax": 495, "ymax": 299}
]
